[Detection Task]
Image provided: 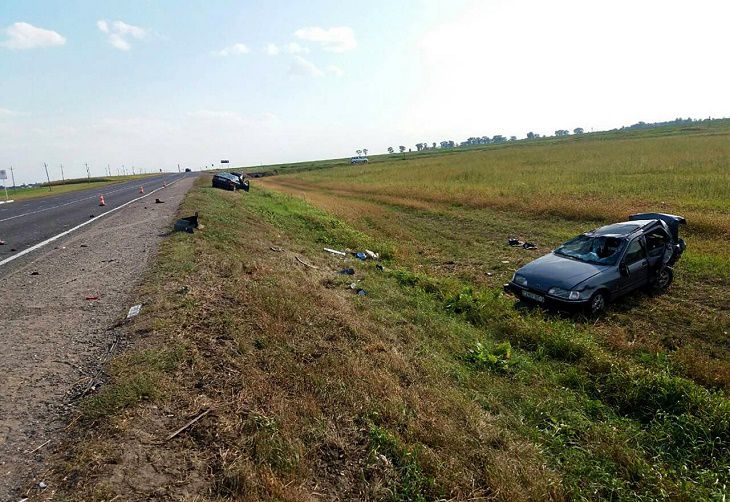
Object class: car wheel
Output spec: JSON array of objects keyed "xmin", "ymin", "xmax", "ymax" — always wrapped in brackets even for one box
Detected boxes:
[
  {"xmin": 588, "ymin": 291, "xmax": 607, "ymax": 316},
  {"xmin": 653, "ymin": 267, "xmax": 673, "ymax": 292}
]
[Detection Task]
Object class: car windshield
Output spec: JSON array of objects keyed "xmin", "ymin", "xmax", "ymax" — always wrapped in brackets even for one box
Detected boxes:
[{"xmin": 555, "ymin": 234, "xmax": 626, "ymax": 265}]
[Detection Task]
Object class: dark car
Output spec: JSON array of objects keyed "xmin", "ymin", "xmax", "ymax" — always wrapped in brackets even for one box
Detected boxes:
[
  {"xmin": 212, "ymin": 172, "xmax": 240, "ymax": 191},
  {"xmin": 228, "ymin": 172, "xmax": 250, "ymax": 192},
  {"xmin": 504, "ymin": 213, "xmax": 686, "ymax": 314}
]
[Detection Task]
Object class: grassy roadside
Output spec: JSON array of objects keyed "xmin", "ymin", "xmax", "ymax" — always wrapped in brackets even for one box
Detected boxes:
[
  {"xmin": 4, "ymin": 174, "xmax": 163, "ymax": 201},
  {"xmin": 51, "ymin": 179, "xmax": 728, "ymax": 500}
]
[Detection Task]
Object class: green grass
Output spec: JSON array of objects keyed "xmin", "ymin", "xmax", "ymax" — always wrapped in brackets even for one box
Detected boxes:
[{"xmin": 55, "ymin": 122, "xmax": 729, "ymax": 500}]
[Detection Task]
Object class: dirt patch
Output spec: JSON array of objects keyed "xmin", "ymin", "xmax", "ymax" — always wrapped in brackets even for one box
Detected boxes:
[{"xmin": 0, "ymin": 176, "xmax": 196, "ymax": 500}]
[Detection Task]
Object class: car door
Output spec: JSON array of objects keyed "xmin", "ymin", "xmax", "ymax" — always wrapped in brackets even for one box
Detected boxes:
[
  {"xmin": 644, "ymin": 226, "xmax": 671, "ymax": 271},
  {"xmin": 618, "ymin": 237, "xmax": 649, "ymax": 295}
]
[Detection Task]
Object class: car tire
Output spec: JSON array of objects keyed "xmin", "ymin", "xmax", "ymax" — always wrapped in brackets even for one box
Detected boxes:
[
  {"xmin": 652, "ymin": 267, "xmax": 673, "ymax": 292},
  {"xmin": 587, "ymin": 291, "xmax": 607, "ymax": 316}
]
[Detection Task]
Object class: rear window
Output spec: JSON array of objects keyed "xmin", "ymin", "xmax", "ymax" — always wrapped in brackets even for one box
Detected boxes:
[{"xmin": 596, "ymin": 223, "xmax": 640, "ymax": 235}]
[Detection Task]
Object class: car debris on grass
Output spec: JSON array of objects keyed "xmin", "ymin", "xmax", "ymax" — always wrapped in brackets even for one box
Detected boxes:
[{"xmin": 174, "ymin": 212, "xmax": 200, "ymax": 233}]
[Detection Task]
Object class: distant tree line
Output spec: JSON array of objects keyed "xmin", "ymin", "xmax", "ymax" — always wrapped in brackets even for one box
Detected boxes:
[{"xmin": 384, "ymin": 116, "xmax": 719, "ymax": 156}]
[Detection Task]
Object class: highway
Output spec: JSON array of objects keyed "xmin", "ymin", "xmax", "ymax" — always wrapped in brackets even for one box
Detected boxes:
[{"xmin": 0, "ymin": 173, "xmax": 192, "ymax": 270}]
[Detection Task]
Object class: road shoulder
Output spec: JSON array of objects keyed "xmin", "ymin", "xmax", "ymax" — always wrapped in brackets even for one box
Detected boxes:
[{"xmin": 0, "ymin": 175, "xmax": 196, "ymax": 500}]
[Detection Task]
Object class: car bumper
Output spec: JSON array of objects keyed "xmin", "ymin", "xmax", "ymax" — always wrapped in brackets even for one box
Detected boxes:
[{"xmin": 503, "ymin": 282, "xmax": 589, "ymax": 310}]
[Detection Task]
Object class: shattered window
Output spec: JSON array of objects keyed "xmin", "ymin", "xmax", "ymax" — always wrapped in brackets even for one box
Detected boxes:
[
  {"xmin": 555, "ymin": 235, "xmax": 627, "ymax": 265},
  {"xmin": 645, "ymin": 229, "xmax": 669, "ymax": 252},
  {"xmin": 624, "ymin": 239, "xmax": 646, "ymax": 265}
]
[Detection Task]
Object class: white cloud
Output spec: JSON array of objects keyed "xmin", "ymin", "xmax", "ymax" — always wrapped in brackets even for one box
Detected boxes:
[
  {"xmin": 326, "ymin": 65, "xmax": 344, "ymax": 77},
  {"xmin": 213, "ymin": 43, "xmax": 250, "ymax": 57},
  {"xmin": 285, "ymin": 42, "xmax": 309, "ymax": 54},
  {"xmin": 0, "ymin": 108, "xmax": 19, "ymax": 117},
  {"xmin": 294, "ymin": 26, "xmax": 356, "ymax": 52},
  {"xmin": 266, "ymin": 42, "xmax": 309, "ymax": 56},
  {"xmin": 0, "ymin": 22, "xmax": 66, "ymax": 50},
  {"xmin": 97, "ymin": 19, "xmax": 146, "ymax": 51},
  {"xmin": 288, "ymin": 56, "xmax": 324, "ymax": 77}
]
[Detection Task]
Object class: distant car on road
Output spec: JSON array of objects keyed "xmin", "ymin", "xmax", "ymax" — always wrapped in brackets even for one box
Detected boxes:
[
  {"xmin": 212, "ymin": 172, "xmax": 240, "ymax": 191},
  {"xmin": 504, "ymin": 213, "xmax": 686, "ymax": 315},
  {"xmin": 185, "ymin": 168, "xmax": 192, "ymax": 172},
  {"xmin": 350, "ymin": 156, "xmax": 369, "ymax": 164}
]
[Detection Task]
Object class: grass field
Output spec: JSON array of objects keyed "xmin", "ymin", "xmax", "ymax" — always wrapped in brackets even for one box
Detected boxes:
[
  {"xmin": 52, "ymin": 124, "xmax": 728, "ymax": 500},
  {"xmin": 3, "ymin": 173, "xmax": 163, "ymax": 201}
]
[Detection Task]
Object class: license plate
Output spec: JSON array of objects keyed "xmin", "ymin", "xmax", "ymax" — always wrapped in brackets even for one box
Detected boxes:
[{"xmin": 523, "ymin": 290, "xmax": 545, "ymax": 303}]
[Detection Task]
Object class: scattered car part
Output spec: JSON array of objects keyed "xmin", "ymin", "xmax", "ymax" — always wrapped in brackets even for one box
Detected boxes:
[
  {"xmin": 324, "ymin": 248, "xmax": 347, "ymax": 256},
  {"xmin": 127, "ymin": 304, "xmax": 142, "ymax": 318},
  {"xmin": 174, "ymin": 212, "xmax": 199, "ymax": 233}
]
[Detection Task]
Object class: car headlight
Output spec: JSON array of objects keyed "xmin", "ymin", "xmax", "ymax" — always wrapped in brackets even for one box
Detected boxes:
[
  {"xmin": 548, "ymin": 287, "xmax": 581, "ymax": 300},
  {"xmin": 512, "ymin": 274, "xmax": 528, "ymax": 286}
]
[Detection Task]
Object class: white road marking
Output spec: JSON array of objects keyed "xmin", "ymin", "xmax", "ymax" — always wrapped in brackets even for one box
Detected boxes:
[
  {"xmin": 0, "ymin": 178, "xmax": 170, "ymax": 223},
  {"xmin": 0, "ymin": 176, "xmax": 184, "ymax": 268}
]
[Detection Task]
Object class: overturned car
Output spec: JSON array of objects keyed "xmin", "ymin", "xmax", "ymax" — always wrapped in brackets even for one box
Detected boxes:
[{"xmin": 504, "ymin": 213, "xmax": 686, "ymax": 314}]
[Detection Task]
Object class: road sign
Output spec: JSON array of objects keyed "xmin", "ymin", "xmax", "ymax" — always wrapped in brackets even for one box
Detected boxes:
[
  {"xmin": 0, "ymin": 169, "xmax": 7, "ymax": 180},
  {"xmin": 220, "ymin": 160, "xmax": 230, "ymax": 164}
]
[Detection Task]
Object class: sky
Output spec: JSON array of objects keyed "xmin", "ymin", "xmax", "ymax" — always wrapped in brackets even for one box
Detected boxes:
[{"xmin": 1, "ymin": 0, "xmax": 729, "ymax": 184}]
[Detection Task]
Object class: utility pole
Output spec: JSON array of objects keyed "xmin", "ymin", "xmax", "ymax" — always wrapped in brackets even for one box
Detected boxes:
[
  {"xmin": 10, "ymin": 165, "xmax": 15, "ymax": 189},
  {"xmin": 85, "ymin": 163, "xmax": 90, "ymax": 182},
  {"xmin": 44, "ymin": 163, "xmax": 52, "ymax": 191},
  {"xmin": 177, "ymin": 163, "xmax": 181, "ymax": 173},
  {"xmin": 107, "ymin": 164, "xmax": 111, "ymax": 177},
  {"xmin": 60, "ymin": 164, "xmax": 65, "ymax": 181}
]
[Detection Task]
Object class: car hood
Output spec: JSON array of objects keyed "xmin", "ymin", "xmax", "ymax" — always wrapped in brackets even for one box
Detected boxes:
[{"xmin": 515, "ymin": 253, "xmax": 608, "ymax": 293}]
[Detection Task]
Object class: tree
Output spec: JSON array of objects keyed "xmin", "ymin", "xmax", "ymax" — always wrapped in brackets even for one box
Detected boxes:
[
  {"xmin": 388, "ymin": 147, "xmax": 394, "ymax": 154},
  {"xmin": 432, "ymin": 142, "xmax": 437, "ymax": 149},
  {"xmin": 527, "ymin": 132, "xmax": 536, "ymax": 139},
  {"xmin": 554, "ymin": 130, "xmax": 570, "ymax": 137},
  {"xmin": 399, "ymin": 146, "xmax": 406, "ymax": 153},
  {"xmin": 510, "ymin": 136, "xmax": 517, "ymax": 141},
  {"xmin": 363, "ymin": 148, "xmax": 368, "ymax": 156},
  {"xmin": 356, "ymin": 149, "xmax": 362, "ymax": 156},
  {"xmin": 573, "ymin": 127, "xmax": 584, "ymax": 135},
  {"xmin": 415, "ymin": 143, "xmax": 423, "ymax": 151}
]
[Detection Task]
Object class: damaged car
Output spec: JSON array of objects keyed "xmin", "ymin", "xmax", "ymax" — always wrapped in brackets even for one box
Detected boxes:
[
  {"xmin": 212, "ymin": 172, "xmax": 242, "ymax": 191},
  {"xmin": 504, "ymin": 213, "xmax": 686, "ymax": 315},
  {"xmin": 228, "ymin": 172, "xmax": 250, "ymax": 192}
]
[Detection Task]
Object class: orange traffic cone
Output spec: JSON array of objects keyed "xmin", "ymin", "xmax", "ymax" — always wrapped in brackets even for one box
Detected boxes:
[
  {"xmin": 139, "ymin": 186, "xmax": 144, "ymax": 194},
  {"xmin": 98, "ymin": 195, "xmax": 106, "ymax": 206}
]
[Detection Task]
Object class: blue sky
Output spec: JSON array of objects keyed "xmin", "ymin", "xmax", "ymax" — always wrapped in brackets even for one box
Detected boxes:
[{"xmin": 1, "ymin": 0, "xmax": 729, "ymax": 183}]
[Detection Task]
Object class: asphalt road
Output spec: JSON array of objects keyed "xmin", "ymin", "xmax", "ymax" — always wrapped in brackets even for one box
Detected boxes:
[{"xmin": 0, "ymin": 173, "xmax": 192, "ymax": 271}]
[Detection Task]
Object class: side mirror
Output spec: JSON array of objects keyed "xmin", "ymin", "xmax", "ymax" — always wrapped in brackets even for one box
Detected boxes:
[{"xmin": 619, "ymin": 263, "xmax": 629, "ymax": 277}]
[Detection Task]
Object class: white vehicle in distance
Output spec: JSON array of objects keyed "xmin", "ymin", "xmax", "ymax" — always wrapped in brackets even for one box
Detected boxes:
[{"xmin": 350, "ymin": 156, "xmax": 369, "ymax": 164}]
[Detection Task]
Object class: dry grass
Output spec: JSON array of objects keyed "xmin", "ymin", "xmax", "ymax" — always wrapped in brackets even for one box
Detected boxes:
[{"xmin": 48, "ymin": 124, "xmax": 729, "ymax": 500}]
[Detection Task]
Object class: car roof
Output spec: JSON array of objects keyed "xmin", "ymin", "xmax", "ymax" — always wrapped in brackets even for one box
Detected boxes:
[{"xmin": 591, "ymin": 220, "xmax": 656, "ymax": 237}]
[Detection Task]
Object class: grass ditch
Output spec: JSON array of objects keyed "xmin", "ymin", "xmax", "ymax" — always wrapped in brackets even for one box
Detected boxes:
[{"xmin": 54, "ymin": 180, "xmax": 728, "ymax": 500}]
